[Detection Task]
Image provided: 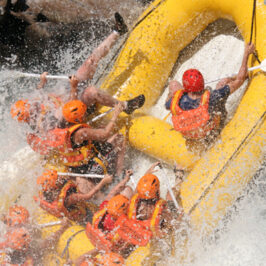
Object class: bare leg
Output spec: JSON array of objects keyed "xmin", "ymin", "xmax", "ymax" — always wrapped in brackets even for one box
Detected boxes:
[
  {"xmin": 75, "ymin": 31, "xmax": 119, "ymax": 81},
  {"xmin": 81, "ymin": 85, "xmax": 125, "ymax": 108}
]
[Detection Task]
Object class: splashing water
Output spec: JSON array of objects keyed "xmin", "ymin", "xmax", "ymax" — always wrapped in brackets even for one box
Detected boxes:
[{"xmin": 0, "ymin": 9, "xmax": 265, "ymax": 265}]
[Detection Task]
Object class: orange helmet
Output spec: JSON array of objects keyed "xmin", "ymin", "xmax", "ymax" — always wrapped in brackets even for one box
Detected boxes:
[
  {"xmin": 137, "ymin": 174, "xmax": 160, "ymax": 199},
  {"xmin": 10, "ymin": 100, "xmax": 30, "ymax": 123},
  {"xmin": 99, "ymin": 252, "xmax": 125, "ymax": 266},
  {"xmin": 5, "ymin": 227, "xmax": 31, "ymax": 251},
  {"xmin": 62, "ymin": 100, "xmax": 87, "ymax": 124},
  {"xmin": 107, "ymin": 194, "xmax": 129, "ymax": 218},
  {"xmin": 37, "ymin": 169, "xmax": 58, "ymax": 191},
  {"xmin": 5, "ymin": 205, "xmax": 29, "ymax": 227}
]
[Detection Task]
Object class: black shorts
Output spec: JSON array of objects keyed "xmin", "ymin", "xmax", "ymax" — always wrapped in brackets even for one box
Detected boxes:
[{"xmin": 69, "ymin": 142, "xmax": 117, "ymax": 177}]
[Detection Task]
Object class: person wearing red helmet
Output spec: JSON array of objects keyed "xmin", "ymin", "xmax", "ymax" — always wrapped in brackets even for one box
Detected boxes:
[
  {"xmin": 165, "ymin": 43, "xmax": 255, "ymax": 152},
  {"xmin": 0, "ymin": 218, "xmax": 71, "ymax": 265}
]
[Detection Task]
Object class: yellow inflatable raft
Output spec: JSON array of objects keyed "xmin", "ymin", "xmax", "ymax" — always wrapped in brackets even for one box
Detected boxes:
[{"xmin": 1, "ymin": 0, "xmax": 265, "ymax": 265}]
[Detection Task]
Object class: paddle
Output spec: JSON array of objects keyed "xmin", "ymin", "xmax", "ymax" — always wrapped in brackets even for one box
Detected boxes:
[
  {"xmin": 90, "ymin": 108, "xmax": 114, "ymax": 123},
  {"xmin": 12, "ymin": 71, "xmax": 69, "ymax": 81},
  {"xmin": 38, "ymin": 221, "xmax": 62, "ymax": 228},
  {"xmin": 57, "ymin": 172, "xmax": 104, "ymax": 179},
  {"xmin": 206, "ymin": 59, "xmax": 266, "ymax": 84},
  {"xmin": 158, "ymin": 163, "xmax": 180, "ymax": 210}
]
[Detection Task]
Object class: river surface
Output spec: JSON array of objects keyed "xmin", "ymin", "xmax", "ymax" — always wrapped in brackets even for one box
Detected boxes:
[{"xmin": 0, "ymin": 1, "xmax": 265, "ymax": 265}]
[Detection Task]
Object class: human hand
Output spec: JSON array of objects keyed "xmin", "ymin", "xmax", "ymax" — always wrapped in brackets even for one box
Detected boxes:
[
  {"xmin": 102, "ymin": 174, "xmax": 113, "ymax": 185},
  {"xmin": 245, "ymin": 43, "xmax": 255, "ymax": 55},
  {"xmin": 146, "ymin": 162, "xmax": 161, "ymax": 174},
  {"xmin": 124, "ymin": 169, "xmax": 133, "ymax": 181},
  {"xmin": 61, "ymin": 217, "xmax": 72, "ymax": 228},
  {"xmin": 114, "ymin": 102, "xmax": 124, "ymax": 114},
  {"xmin": 40, "ymin": 72, "xmax": 48, "ymax": 84},
  {"xmin": 69, "ymin": 75, "xmax": 79, "ymax": 88}
]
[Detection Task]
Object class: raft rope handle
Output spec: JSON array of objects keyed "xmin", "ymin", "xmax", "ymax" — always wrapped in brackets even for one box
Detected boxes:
[
  {"xmin": 249, "ymin": 0, "xmax": 261, "ymax": 64},
  {"xmin": 61, "ymin": 229, "xmax": 85, "ymax": 260}
]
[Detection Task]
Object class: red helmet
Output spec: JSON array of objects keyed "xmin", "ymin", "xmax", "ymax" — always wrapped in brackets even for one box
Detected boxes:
[{"xmin": 182, "ymin": 69, "xmax": 204, "ymax": 93}]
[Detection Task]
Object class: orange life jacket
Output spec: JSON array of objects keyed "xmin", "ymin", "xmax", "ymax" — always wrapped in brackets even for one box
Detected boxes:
[
  {"xmin": 27, "ymin": 124, "xmax": 98, "ymax": 167},
  {"xmin": 34, "ymin": 180, "xmax": 88, "ymax": 222},
  {"xmin": 92, "ymin": 208, "xmax": 116, "ymax": 242},
  {"xmin": 0, "ymin": 252, "xmax": 34, "ymax": 266},
  {"xmin": 88, "ymin": 210, "xmax": 151, "ymax": 252},
  {"xmin": 170, "ymin": 90, "xmax": 220, "ymax": 139},
  {"xmin": 127, "ymin": 193, "xmax": 167, "ymax": 238}
]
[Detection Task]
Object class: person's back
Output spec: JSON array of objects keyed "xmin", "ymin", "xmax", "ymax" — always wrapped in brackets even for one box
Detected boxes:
[{"xmin": 166, "ymin": 43, "xmax": 255, "ymax": 152}]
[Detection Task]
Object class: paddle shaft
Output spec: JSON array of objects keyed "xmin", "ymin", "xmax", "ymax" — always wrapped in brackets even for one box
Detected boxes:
[
  {"xmin": 58, "ymin": 172, "xmax": 104, "ymax": 179},
  {"xmin": 159, "ymin": 165, "xmax": 179, "ymax": 209},
  {"xmin": 18, "ymin": 72, "xmax": 69, "ymax": 81},
  {"xmin": 38, "ymin": 221, "xmax": 62, "ymax": 228}
]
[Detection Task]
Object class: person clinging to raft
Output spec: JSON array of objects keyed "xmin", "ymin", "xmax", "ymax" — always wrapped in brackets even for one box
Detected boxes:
[
  {"xmin": 165, "ymin": 42, "xmax": 255, "ymax": 152},
  {"xmin": 34, "ymin": 169, "xmax": 113, "ymax": 224},
  {"xmin": 0, "ymin": 218, "xmax": 71, "ymax": 265},
  {"xmin": 10, "ymin": 13, "xmax": 145, "ymax": 136}
]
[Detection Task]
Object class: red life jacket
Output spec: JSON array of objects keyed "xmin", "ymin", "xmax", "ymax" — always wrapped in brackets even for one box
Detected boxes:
[
  {"xmin": 170, "ymin": 90, "xmax": 220, "ymax": 139},
  {"xmin": 127, "ymin": 193, "xmax": 167, "ymax": 238},
  {"xmin": 34, "ymin": 180, "xmax": 88, "ymax": 222},
  {"xmin": 0, "ymin": 252, "xmax": 34, "ymax": 266},
  {"xmin": 88, "ymin": 210, "xmax": 151, "ymax": 253}
]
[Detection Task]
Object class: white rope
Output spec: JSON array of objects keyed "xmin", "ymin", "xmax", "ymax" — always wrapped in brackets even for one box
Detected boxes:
[{"xmin": 57, "ymin": 172, "xmax": 104, "ymax": 179}]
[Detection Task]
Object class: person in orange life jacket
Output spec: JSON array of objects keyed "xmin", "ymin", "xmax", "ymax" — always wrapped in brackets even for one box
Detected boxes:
[
  {"xmin": 61, "ymin": 101, "xmax": 126, "ymax": 195},
  {"xmin": 1, "ymin": 205, "xmax": 30, "ymax": 228},
  {"xmin": 10, "ymin": 72, "xmax": 63, "ymax": 136},
  {"xmin": 70, "ymin": 13, "xmax": 145, "ymax": 117},
  {"xmin": 35, "ymin": 169, "xmax": 113, "ymax": 223},
  {"xmin": 75, "ymin": 171, "xmax": 134, "ymax": 265},
  {"xmin": 165, "ymin": 43, "xmax": 255, "ymax": 151},
  {"xmin": 0, "ymin": 218, "xmax": 70, "ymax": 266},
  {"xmin": 11, "ymin": 13, "xmax": 144, "ymax": 133},
  {"xmin": 127, "ymin": 162, "xmax": 178, "ymax": 238}
]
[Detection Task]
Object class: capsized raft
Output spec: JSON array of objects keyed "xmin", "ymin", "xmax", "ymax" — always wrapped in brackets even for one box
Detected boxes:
[{"xmin": 0, "ymin": 0, "xmax": 265, "ymax": 264}]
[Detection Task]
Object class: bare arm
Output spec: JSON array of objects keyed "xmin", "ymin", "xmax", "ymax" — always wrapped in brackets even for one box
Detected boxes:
[
  {"xmin": 69, "ymin": 75, "xmax": 79, "ymax": 100},
  {"xmin": 74, "ymin": 248, "xmax": 99, "ymax": 266},
  {"xmin": 104, "ymin": 170, "xmax": 132, "ymax": 201},
  {"xmin": 73, "ymin": 102, "xmax": 124, "ymax": 143},
  {"xmin": 65, "ymin": 175, "xmax": 113, "ymax": 206},
  {"xmin": 36, "ymin": 218, "xmax": 71, "ymax": 250},
  {"xmin": 145, "ymin": 162, "xmax": 160, "ymax": 175},
  {"xmin": 217, "ymin": 43, "xmax": 255, "ymax": 94}
]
